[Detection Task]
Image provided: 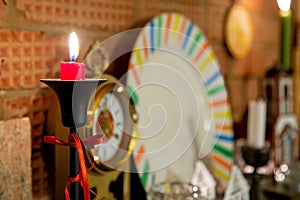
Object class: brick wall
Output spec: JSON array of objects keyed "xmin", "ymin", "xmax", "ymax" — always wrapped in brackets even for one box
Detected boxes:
[{"xmin": 0, "ymin": 0, "xmax": 297, "ymax": 199}]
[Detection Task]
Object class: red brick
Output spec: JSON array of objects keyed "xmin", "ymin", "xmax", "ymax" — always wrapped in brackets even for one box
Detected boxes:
[
  {"xmin": 16, "ymin": 0, "xmax": 134, "ymax": 31},
  {"xmin": 0, "ymin": 57, "xmax": 9, "ymax": 71},
  {"xmin": 12, "ymin": 46, "xmax": 21, "ymax": 57},
  {"xmin": 0, "ymin": 30, "xmax": 10, "ymax": 42},
  {"xmin": 11, "ymin": 76, "xmax": 21, "ymax": 89},
  {"xmin": 3, "ymin": 91, "xmax": 52, "ymax": 120},
  {"xmin": 11, "ymin": 30, "xmax": 23, "ymax": 42},
  {"xmin": 1, "ymin": 46, "xmax": 9, "ymax": 57},
  {"xmin": 0, "ymin": 77, "xmax": 9, "ymax": 89},
  {"xmin": 135, "ymin": 0, "xmax": 205, "ymax": 29},
  {"xmin": 0, "ymin": 29, "xmax": 66, "ymax": 89},
  {"xmin": 22, "ymin": 74, "xmax": 35, "ymax": 88},
  {"xmin": 12, "ymin": 62, "xmax": 21, "ymax": 72},
  {"xmin": 33, "ymin": 122, "xmax": 44, "ymax": 134},
  {"xmin": 4, "ymin": 95, "xmax": 31, "ymax": 119},
  {"xmin": 32, "ymin": 94, "xmax": 43, "ymax": 109}
]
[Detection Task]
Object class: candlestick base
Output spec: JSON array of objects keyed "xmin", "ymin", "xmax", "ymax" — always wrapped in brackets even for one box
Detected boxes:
[
  {"xmin": 41, "ymin": 79, "xmax": 106, "ymax": 128},
  {"xmin": 242, "ymin": 143, "xmax": 270, "ymax": 200}
]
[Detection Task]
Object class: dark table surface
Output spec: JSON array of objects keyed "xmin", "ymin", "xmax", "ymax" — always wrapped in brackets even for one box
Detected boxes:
[{"xmin": 244, "ymin": 173, "xmax": 300, "ymax": 200}]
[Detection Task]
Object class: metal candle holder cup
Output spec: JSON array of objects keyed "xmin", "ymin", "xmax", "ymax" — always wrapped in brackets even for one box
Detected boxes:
[
  {"xmin": 242, "ymin": 143, "xmax": 270, "ymax": 200},
  {"xmin": 41, "ymin": 79, "xmax": 106, "ymax": 200},
  {"xmin": 41, "ymin": 79, "xmax": 106, "ymax": 127}
]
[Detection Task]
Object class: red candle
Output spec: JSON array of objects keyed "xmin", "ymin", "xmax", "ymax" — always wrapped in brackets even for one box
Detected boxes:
[{"xmin": 60, "ymin": 32, "xmax": 85, "ymax": 80}]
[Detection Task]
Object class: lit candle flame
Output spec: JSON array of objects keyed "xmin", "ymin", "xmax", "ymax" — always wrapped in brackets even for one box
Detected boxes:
[
  {"xmin": 69, "ymin": 32, "xmax": 79, "ymax": 61},
  {"xmin": 277, "ymin": 0, "xmax": 291, "ymax": 12}
]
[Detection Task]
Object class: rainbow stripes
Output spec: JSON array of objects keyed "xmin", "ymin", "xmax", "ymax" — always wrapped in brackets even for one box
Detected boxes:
[{"xmin": 127, "ymin": 13, "xmax": 234, "ymax": 190}]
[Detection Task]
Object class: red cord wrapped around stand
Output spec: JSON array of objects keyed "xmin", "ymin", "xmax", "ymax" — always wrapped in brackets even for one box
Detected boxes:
[{"xmin": 44, "ymin": 133, "xmax": 104, "ymax": 200}]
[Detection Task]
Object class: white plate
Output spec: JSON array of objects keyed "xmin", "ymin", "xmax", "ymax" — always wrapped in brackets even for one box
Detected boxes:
[{"xmin": 126, "ymin": 12, "xmax": 234, "ymax": 190}]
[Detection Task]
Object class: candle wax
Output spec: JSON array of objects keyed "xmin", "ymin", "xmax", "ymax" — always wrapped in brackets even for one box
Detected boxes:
[
  {"xmin": 280, "ymin": 10, "xmax": 291, "ymax": 71},
  {"xmin": 60, "ymin": 61, "xmax": 85, "ymax": 80},
  {"xmin": 247, "ymin": 99, "xmax": 266, "ymax": 149}
]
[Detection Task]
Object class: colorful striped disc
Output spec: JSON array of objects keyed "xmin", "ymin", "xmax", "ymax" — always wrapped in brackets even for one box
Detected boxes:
[{"xmin": 126, "ymin": 13, "xmax": 234, "ymax": 191}]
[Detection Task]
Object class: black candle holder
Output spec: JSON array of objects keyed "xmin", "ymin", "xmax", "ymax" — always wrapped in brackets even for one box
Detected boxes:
[
  {"xmin": 41, "ymin": 79, "xmax": 106, "ymax": 200},
  {"xmin": 241, "ymin": 143, "xmax": 270, "ymax": 200}
]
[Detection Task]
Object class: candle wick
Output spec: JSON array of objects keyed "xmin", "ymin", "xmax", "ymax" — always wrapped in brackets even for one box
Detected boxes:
[{"xmin": 71, "ymin": 55, "xmax": 76, "ymax": 61}]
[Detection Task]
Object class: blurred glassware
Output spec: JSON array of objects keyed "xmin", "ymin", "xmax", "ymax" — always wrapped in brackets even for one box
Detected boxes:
[
  {"xmin": 147, "ymin": 181, "xmax": 204, "ymax": 200},
  {"xmin": 274, "ymin": 161, "xmax": 300, "ymax": 193}
]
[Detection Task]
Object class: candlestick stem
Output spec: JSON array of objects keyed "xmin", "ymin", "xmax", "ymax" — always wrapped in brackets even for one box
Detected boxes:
[{"xmin": 69, "ymin": 127, "xmax": 80, "ymax": 200}]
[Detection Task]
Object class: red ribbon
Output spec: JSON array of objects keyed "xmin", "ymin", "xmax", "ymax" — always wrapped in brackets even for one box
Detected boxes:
[{"xmin": 44, "ymin": 133, "xmax": 104, "ymax": 200}]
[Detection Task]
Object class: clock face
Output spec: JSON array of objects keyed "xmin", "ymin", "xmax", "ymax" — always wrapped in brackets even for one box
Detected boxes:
[
  {"xmin": 93, "ymin": 91, "xmax": 125, "ymax": 162},
  {"xmin": 85, "ymin": 74, "xmax": 137, "ymax": 171}
]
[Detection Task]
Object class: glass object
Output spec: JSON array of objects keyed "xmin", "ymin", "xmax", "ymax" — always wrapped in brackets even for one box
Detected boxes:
[
  {"xmin": 147, "ymin": 181, "xmax": 203, "ymax": 200},
  {"xmin": 274, "ymin": 161, "xmax": 300, "ymax": 192}
]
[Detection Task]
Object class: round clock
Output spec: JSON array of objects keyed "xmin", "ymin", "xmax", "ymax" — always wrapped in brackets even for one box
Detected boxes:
[
  {"xmin": 224, "ymin": 3, "xmax": 253, "ymax": 59},
  {"xmin": 85, "ymin": 74, "xmax": 138, "ymax": 171}
]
